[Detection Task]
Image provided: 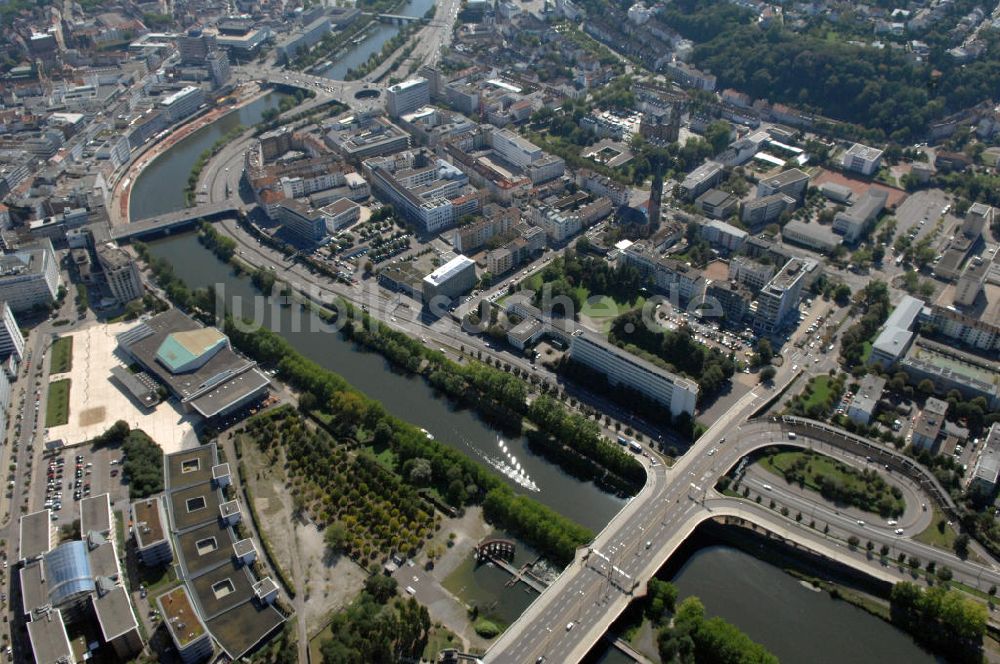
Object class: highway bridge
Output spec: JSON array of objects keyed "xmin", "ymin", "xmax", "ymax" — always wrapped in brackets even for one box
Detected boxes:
[
  {"xmin": 111, "ymin": 201, "xmax": 240, "ymax": 241},
  {"xmin": 485, "ymin": 409, "xmax": 1000, "ymax": 663}
]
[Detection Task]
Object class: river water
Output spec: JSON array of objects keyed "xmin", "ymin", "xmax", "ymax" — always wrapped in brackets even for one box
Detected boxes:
[
  {"xmin": 129, "ymin": 93, "xmax": 289, "ymax": 220},
  {"xmin": 321, "ymin": 0, "xmax": 434, "ymax": 80},
  {"xmin": 127, "ymin": 33, "xmax": 940, "ymax": 660}
]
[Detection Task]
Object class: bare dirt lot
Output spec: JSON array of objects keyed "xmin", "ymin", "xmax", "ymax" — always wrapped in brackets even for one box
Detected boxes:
[{"xmin": 238, "ymin": 433, "xmax": 366, "ymax": 634}]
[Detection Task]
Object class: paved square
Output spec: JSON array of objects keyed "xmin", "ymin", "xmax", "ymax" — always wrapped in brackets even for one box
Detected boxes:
[{"xmin": 45, "ymin": 322, "xmax": 199, "ymax": 454}]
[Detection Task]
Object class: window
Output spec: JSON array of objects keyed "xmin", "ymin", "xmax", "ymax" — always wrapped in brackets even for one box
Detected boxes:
[
  {"xmin": 195, "ymin": 537, "xmax": 218, "ymax": 555},
  {"xmin": 186, "ymin": 496, "xmax": 206, "ymax": 512},
  {"xmin": 212, "ymin": 578, "xmax": 235, "ymax": 599},
  {"xmin": 181, "ymin": 458, "xmax": 201, "ymax": 473}
]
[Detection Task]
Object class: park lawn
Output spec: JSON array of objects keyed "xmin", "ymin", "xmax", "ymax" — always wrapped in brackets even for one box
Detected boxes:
[
  {"xmin": 49, "ymin": 336, "xmax": 73, "ymax": 375},
  {"xmin": 914, "ymin": 503, "xmax": 958, "ymax": 551},
  {"xmin": 45, "ymin": 379, "xmax": 71, "ymax": 427},
  {"xmin": 799, "ymin": 375, "xmax": 834, "ymax": 412},
  {"xmin": 423, "ymin": 626, "xmax": 462, "ymax": 660},
  {"xmin": 759, "ymin": 449, "xmax": 904, "ymax": 515}
]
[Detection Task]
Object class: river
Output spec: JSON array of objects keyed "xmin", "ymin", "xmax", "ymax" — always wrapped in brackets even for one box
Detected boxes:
[
  {"xmin": 129, "ymin": 93, "xmax": 289, "ymax": 220},
  {"xmin": 321, "ymin": 0, "xmax": 434, "ymax": 80}
]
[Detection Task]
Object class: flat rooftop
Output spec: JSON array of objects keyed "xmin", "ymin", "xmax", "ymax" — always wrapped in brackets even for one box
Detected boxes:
[
  {"xmin": 169, "ymin": 483, "xmax": 223, "ymax": 532},
  {"xmin": 20, "ymin": 560, "xmax": 46, "ymax": 615},
  {"xmin": 157, "ymin": 585, "xmax": 207, "ymax": 649},
  {"xmin": 133, "ymin": 497, "xmax": 166, "ymax": 547},
  {"xmin": 177, "ymin": 521, "xmax": 235, "ymax": 577},
  {"xmin": 87, "ymin": 539, "xmax": 120, "ymax": 580},
  {"xmin": 205, "ymin": 594, "xmax": 285, "ymax": 658},
  {"xmin": 190, "ymin": 561, "xmax": 256, "ymax": 619},
  {"xmin": 80, "ymin": 493, "xmax": 112, "ymax": 536},
  {"xmin": 166, "ymin": 446, "xmax": 217, "ymax": 490},
  {"xmin": 19, "ymin": 510, "xmax": 51, "ymax": 561},
  {"xmin": 26, "ymin": 609, "xmax": 73, "ymax": 664},
  {"xmin": 93, "ymin": 585, "xmax": 138, "ymax": 642}
]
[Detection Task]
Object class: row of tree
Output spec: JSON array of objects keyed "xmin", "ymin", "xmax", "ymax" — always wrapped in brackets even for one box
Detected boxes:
[{"xmin": 319, "ymin": 583, "xmax": 432, "ymax": 663}]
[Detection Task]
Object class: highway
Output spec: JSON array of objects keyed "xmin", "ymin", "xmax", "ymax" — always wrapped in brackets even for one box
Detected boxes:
[{"xmin": 484, "ymin": 411, "xmax": 1000, "ymax": 663}]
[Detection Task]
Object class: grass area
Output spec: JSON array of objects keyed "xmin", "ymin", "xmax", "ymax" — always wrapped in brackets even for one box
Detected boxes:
[
  {"xmin": 861, "ymin": 340, "xmax": 873, "ymax": 364},
  {"xmin": 579, "ymin": 295, "xmax": 646, "ymax": 334},
  {"xmin": 422, "ymin": 626, "xmax": 461, "ymax": 660},
  {"xmin": 759, "ymin": 449, "xmax": 905, "ymax": 516},
  {"xmin": 800, "ymin": 375, "xmax": 833, "ymax": 411},
  {"xmin": 309, "ymin": 622, "xmax": 334, "ymax": 664},
  {"xmin": 45, "ymin": 379, "xmax": 71, "ymax": 427},
  {"xmin": 136, "ymin": 563, "xmax": 181, "ymax": 595},
  {"xmin": 49, "ymin": 336, "xmax": 73, "ymax": 375},
  {"xmin": 914, "ymin": 502, "xmax": 958, "ymax": 551}
]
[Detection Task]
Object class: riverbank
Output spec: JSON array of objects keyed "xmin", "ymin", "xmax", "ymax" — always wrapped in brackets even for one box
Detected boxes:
[{"xmin": 111, "ymin": 82, "xmax": 270, "ymax": 225}]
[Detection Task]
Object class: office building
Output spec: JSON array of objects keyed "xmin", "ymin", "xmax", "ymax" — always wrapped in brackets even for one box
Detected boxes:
[
  {"xmin": 842, "ymin": 143, "xmax": 884, "ymax": 176},
  {"xmin": 868, "ymin": 294, "xmax": 925, "ymax": 368},
  {"xmin": 96, "ymin": 243, "xmax": 143, "ymax": 304},
  {"xmin": 324, "ymin": 115, "xmax": 411, "ymax": 160},
  {"xmin": 26, "ymin": 609, "xmax": 75, "ymax": 664},
  {"xmin": 742, "ymin": 193, "xmax": 795, "ymax": 227},
  {"xmin": 160, "ymin": 86, "xmax": 205, "ymax": 123},
  {"xmin": 276, "ymin": 200, "xmax": 328, "ymax": 243},
  {"xmin": 0, "ymin": 238, "xmax": 61, "ymax": 312},
  {"xmin": 0, "ymin": 300, "xmax": 24, "ymax": 361},
  {"xmin": 422, "ymin": 255, "xmax": 476, "ymax": 303},
  {"xmin": 900, "ymin": 338, "xmax": 1000, "ymax": 409},
  {"xmin": 696, "ymin": 189, "xmax": 739, "ymax": 220},
  {"xmin": 679, "ymin": 161, "xmax": 724, "ymax": 200},
  {"xmin": 386, "ymin": 78, "xmax": 430, "ymax": 118},
  {"xmin": 756, "ymin": 168, "xmax": 809, "ymax": 201},
  {"xmin": 179, "ymin": 29, "xmax": 215, "ymax": 65},
  {"xmin": 753, "ymin": 257, "xmax": 807, "ymax": 335},
  {"xmin": 157, "ymin": 586, "xmax": 214, "ymax": 663},
  {"xmin": 206, "ymin": 51, "xmax": 231, "ymax": 89},
  {"xmin": 568, "ymin": 329, "xmax": 698, "ymax": 417},
  {"xmin": 833, "ymin": 188, "xmax": 888, "ymax": 243},
  {"xmin": 363, "ymin": 149, "xmax": 480, "ymax": 233}
]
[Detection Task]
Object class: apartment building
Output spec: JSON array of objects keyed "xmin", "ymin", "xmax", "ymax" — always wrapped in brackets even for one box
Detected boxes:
[{"xmin": 568, "ymin": 329, "xmax": 698, "ymax": 417}]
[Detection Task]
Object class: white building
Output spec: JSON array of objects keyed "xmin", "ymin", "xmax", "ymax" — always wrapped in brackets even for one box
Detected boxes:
[
  {"xmin": 569, "ymin": 329, "xmax": 698, "ymax": 418},
  {"xmin": 842, "ymin": 143, "xmax": 884, "ymax": 176},
  {"xmin": 159, "ymin": 86, "xmax": 205, "ymax": 123},
  {"xmin": 0, "ymin": 239, "xmax": 61, "ymax": 312},
  {"xmin": 386, "ymin": 78, "xmax": 430, "ymax": 118}
]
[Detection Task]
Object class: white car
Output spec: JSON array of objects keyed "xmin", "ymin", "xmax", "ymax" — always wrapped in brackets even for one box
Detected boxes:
[{"xmin": 895, "ymin": 528, "xmax": 904, "ymax": 535}]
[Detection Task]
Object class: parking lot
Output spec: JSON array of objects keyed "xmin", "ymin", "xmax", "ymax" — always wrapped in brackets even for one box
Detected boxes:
[
  {"xmin": 38, "ymin": 440, "xmax": 129, "ymax": 524},
  {"xmin": 892, "ymin": 189, "xmax": 954, "ymax": 246}
]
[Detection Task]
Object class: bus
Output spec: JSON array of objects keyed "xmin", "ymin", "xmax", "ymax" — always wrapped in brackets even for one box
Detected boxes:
[
  {"xmin": 629, "ymin": 440, "xmax": 643, "ymax": 453},
  {"xmin": 617, "ymin": 435, "xmax": 629, "ymax": 446}
]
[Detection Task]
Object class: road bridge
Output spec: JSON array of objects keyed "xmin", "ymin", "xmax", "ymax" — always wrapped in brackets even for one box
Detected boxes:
[
  {"xmin": 111, "ymin": 201, "xmax": 240, "ymax": 241},
  {"xmin": 376, "ymin": 12, "xmax": 424, "ymax": 24},
  {"xmin": 485, "ymin": 415, "xmax": 1000, "ymax": 663}
]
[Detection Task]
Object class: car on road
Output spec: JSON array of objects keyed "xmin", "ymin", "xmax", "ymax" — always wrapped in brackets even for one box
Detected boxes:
[
  {"xmin": 762, "ymin": 484, "xmax": 772, "ymax": 491},
  {"xmin": 895, "ymin": 528, "xmax": 905, "ymax": 535},
  {"xmin": 566, "ymin": 622, "xmax": 575, "ymax": 631},
  {"xmin": 857, "ymin": 520, "xmax": 865, "ymax": 526}
]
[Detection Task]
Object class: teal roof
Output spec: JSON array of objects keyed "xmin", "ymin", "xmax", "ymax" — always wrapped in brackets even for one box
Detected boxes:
[{"xmin": 155, "ymin": 329, "xmax": 226, "ymax": 373}]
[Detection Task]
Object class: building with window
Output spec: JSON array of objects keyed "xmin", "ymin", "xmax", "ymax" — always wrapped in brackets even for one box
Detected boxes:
[
  {"xmin": 0, "ymin": 300, "xmax": 24, "ymax": 361},
  {"xmin": 842, "ymin": 143, "xmax": 884, "ymax": 176},
  {"xmin": 0, "ymin": 238, "xmax": 61, "ymax": 312},
  {"xmin": 868, "ymin": 294, "xmax": 925, "ymax": 368},
  {"xmin": 847, "ymin": 374, "xmax": 886, "ymax": 425},
  {"xmin": 96, "ymin": 243, "xmax": 143, "ymax": 304},
  {"xmin": 568, "ymin": 329, "xmax": 698, "ymax": 417},
  {"xmin": 753, "ymin": 257, "xmax": 808, "ymax": 335},
  {"xmin": 159, "ymin": 86, "xmax": 205, "ymax": 123},
  {"xmin": 386, "ymin": 78, "xmax": 430, "ymax": 118}
]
